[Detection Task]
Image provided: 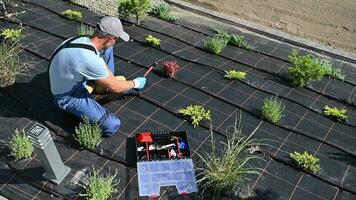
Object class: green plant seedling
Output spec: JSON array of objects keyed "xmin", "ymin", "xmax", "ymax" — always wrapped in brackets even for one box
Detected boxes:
[
  {"xmin": 62, "ymin": 9, "xmax": 83, "ymax": 21},
  {"xmin": 80, "ymin": 167, "xmax": 119, "ymax": 200},
  {"xmin": 118, "ymin": 0, "xmax": 152, "ymax": 24},
  {"xmin": 0, "ymin": 28, "xmax": 23, "ymax": 42},
  {"xmin": 203, "ymin": 36, "xmax": 227, "ymax": 54},
  {"xmin": 178, "ymin": 105, "xmax": 211, "ymax": 127},
  {"xmin": 323, "ymin": 105, "xmax": 348, "ymax": 121},
  {"xmin": 145, "ymin": 34, "xmax": 161, "ymax": 47},
  {"xmin": 74, "ymin": 116, "xmax": 102, "ymax": 150},
  {"xmin": 290, "ymin": 151, "xmax": 320, "ymax": 173},
  {"xmin": 0, "ymin": 42, "xmax": 30, "ymax": 87},
  {"xmin": 152, "ymin": 1, "xmax": 179, "ymax": 21},
  {"xmin": 78, "ymin": 24, "xmax": 95, "ymax": 36},
  {"xmin": 261, "ymin": 96, "xmax": 285, "ymax": 123},
  {"xmin": 8, "ymin": 129, "xmax": 33, "ymax": 160},
  {"xmin": 224, "ymin": 70, "xmax": 247, "ymax": 80}
]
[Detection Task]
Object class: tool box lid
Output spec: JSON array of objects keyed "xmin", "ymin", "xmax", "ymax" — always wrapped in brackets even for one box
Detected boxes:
[{"xmin": 137, "ymin": 158, "xmax": 198, "ymax": 197}]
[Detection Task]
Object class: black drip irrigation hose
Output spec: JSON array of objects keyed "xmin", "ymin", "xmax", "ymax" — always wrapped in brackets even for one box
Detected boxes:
[
  {"xmin": 4, "ymin": 9, "xmax": 356, "ymax": 161},
  {"xmin": 17, "ymin": 2, "xmax": 356, "ymax": 124},
  {"xmin": 8, "ymin": 22, "xmax": 356, "ymax": 196},
  {"xmin": 22, "ymin": 0, "xmax": 356, "ymax": 108},
  {"xmin": 166, "ymin": 0, "xmax": 356, "ymax": 64},
  {"xmin": 149, "ymin": 13, "xmax": 356, "ymax": 76},
  {"xmin": 7, "ymin": 2, "xmax": 356, "ymax": 195},
  {"xmin": 112, "ymin": 14, "xmax": 356, "ymax": 93},
  {"xmin": 118, "ymin": 22, "xmax": 356, "ymax": 128},
  {"xmin": 1, "ymin": 86, "xmax": 136, "ymax": 200},
  {"xmin": 120, "ymin": 20, "xmax": 356, "ymax": 102},
  {"xmin": 8, "ymin": 16, "xmax": 355, "ymax": 131},
  {"xmin": 6, "ymin": 16, "xmax": 356, "ymax": 137},
  {"xmin": 152, "ymin": 16, "xmax": 293, "ymax": 63},
  {"xmin": 5, "ymin": 17, "xmax": 355, "ymax": 158},
  {"xmin": 0, "ymin": 85, "xmax": 136, "ymax": 168},
  {"xmin": 138, "ymin": 95, "xmax": 356, "ymax": 195}
]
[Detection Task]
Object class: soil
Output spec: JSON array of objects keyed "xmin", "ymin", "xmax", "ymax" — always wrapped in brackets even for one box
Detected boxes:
[{"xmin": 183, "ymin": 0, "xmax": 356, "ymax": 56}]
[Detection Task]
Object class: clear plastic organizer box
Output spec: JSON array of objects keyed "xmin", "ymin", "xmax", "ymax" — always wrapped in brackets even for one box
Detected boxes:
[{"xmin": 135, "ymin": 131, "xmax": 198, "ymax": 197}]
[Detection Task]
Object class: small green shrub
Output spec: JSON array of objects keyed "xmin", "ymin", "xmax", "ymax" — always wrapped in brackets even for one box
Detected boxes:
[
  {"xmin": 196, "ymin": 126, "xmax": 262, "ymax": 199},
  {"xmin": 203, "ymin": 36, "xmax": 227, "ymax": 54},
  {"xmin": 152, "ymin": 1, "xmax": 179, "ymax": 21},
  {"xmin": 0, "ymin": 42, "xmax": 29, "ymax": 87},
  {"xmin": 118, "ymin": 0, "xmax": 152, "ymax": 24},
  {"xmin": 62, "ymin": 9, "xmax": 82, "ymax": 21},
  {"xmin": 323, "ymin": 105, "xmax": 348, "ymax": 121},
  {"xmin": 78, "ymin": 24, "xmax": 95, "ymax": 36},
  {"xmin": 290, "ymin": 151, "xmax": 320, "ymax": 173},
  {"xmin": 74, "ymin": 116, "xmax": 102, "ymax": 150},
  {"xmin": 224, "ymin": 70, "xmax": 247, "ymax": 80},
  {"xmin": 0, "ymin": 28, "xmax": 23, "ymax": 42},
  {"xmin": 81, "ymin": 167, "xmax": 119, "ymax": 200},
  {"xmin": 288, "ymin": 50, "xmax": 344, "ymax": 87},
  {"xmin": 8, "ymin": 129, "xmax": 33, "ymax": 160},
  {"xmin": 178, "ymin": 105, "xmax": 211, "ymax": 127},
  {"xmin": 261, "ymin": 96, "xmax": 285, "ymax": 123},
  {"xmin": 145, "ymin": 34, "xmax": 160, "ymax": 47}
]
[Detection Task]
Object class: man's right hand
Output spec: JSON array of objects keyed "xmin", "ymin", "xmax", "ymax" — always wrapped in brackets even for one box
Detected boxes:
[{"xmin": 133, "ymin": 77, "xmax": 147, "ymax": 89}]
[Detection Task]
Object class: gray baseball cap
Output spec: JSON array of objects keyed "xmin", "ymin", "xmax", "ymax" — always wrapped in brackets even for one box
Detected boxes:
[{"xmin": 97, "ymin": 16, "xmax": 130, "ymax": 41}]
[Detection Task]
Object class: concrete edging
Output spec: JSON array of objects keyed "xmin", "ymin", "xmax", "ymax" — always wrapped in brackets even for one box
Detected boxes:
[{"xmin": 167, "ymin": 0, "xmax": 356, "ymax": 63}]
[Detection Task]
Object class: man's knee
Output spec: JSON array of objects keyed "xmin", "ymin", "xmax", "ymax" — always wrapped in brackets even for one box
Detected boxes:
[{"xmin": 99, "ymin": 111, "xmax": 121, "ymax": 136}]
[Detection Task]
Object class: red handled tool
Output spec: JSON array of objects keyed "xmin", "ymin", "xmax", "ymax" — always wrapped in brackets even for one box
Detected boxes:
[{"xmin": 143, "ymin": 62, "xmax": 157, "ymax": 77}]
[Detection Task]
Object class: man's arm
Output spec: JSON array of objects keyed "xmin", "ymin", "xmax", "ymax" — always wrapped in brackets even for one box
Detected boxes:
[{"xmin": 96, "ymin": 70, "xmax": 135, "ymax": 93}]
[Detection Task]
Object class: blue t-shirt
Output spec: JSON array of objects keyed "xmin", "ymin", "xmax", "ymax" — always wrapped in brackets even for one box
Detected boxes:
[{"xmin": 49, "ymin": 36, "xmax": 109, "ymax": 95}]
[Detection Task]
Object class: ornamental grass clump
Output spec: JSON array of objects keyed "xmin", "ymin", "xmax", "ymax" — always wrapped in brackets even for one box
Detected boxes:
[
  {"xmin": 152, "ymin": 1, "xmax": 179, "ymax": 22},
  {"xmin": 196, "ymin": 124, "xmax": 263, "ymax": 199},
  {"xmin": 213, "ymin": 27, "xmax": 253, "ymax": 50},
  {"xmin": 213, "ymin": 27, "xmax": 230, "ymax": 43},
  {"xmin": 229, "ymin": 34, "xmax": 253, "ymax": 50},
  {"xmin": 0, "ymin": 42, "xmax": 29, "ymax": 87},
  {"xmin": 290, "ymin": 151, "xmax": 320, "ymax": 173},
  {"xmin": 323, "ymin": 105, "xmax": 348, "ymax": 121},
  {"xmin": 0, "ymin": 28, "xmax": 23, "ymax": 42},
  {"xmin": 62, "ymin": 9, "xmax": 82, "ymax": 21},
  {"xmin": 163, "ymin": 60, "xmax": 180, "ymax": 77},
  {"xmin": 203, "ymin": 36, "xmax": 227, "ymax": 55},
  {"xmin": 145, "ymin": 34, "xmax": 160, "ymax": 47},
  {"xmin": 8, "ymin": 129, "xmax": 33, "ymax": 160},
  {"xmin": 78, "ymin": 24, "xmax": 94, "ymax": 36},
  {"xmin": 74, "ymin": 116, "xmax": 102, "ymax": 150},
  {"xmin": 318, "ymin": 58, "xmax": 345, "ymax": 80},
  {"xmin": 261, "ymin": 96, "xmax": 285, "ymax": 123},
  {"xmin": 118, "ymin": 0, "xmax": 152, "ymax": 24},
  {"xmin": 178, "ymin": 105, "xmax": 211, "ymax": 127},
  {"xmin": 224, "ymin": 70, "xmax": 247, "ymax": 80},
  {"xmin": 81, "ymin": 167, "xmax": 119, "ymax": 200}
]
